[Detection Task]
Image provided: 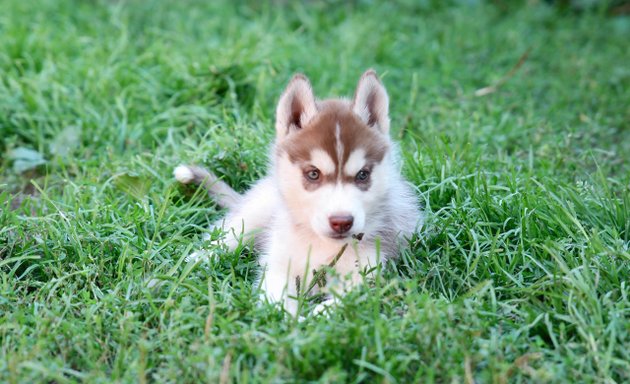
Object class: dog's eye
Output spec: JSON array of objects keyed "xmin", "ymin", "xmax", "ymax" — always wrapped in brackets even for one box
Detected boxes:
[
  {"xmin": 356, "ymin": 169, "xmax": 370, "ymax": 182},
  {"xmin": 305, "ymin": 169, "xmax": 321, "ymax": 181}
]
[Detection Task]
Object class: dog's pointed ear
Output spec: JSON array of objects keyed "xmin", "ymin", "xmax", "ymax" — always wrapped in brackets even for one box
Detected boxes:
[
  {"xmin": 352, "ymin": 69, "xmax": 390, "ymax": 134},
  {"xmin": 275, "ymin": 74, "xmax": 317, "ymax": 140}
]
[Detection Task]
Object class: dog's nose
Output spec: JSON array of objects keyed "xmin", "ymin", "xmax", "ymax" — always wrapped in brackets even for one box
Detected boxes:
[{"xmin": 329, "ymin": 215, "xmax": 354, "ymax": 234}]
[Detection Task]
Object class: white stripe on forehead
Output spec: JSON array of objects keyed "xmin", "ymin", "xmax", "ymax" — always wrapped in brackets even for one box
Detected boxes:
[
  {"xmin": 310, "ymin": 148, "xmax": 336, "ymax": 174},
  {"xmin": 344, "ymin": 148, "xmax": 366, "ymax": 176},
  {"xmin": 335, "ymin": 123, "xmax": 344, "ymax": 176}
]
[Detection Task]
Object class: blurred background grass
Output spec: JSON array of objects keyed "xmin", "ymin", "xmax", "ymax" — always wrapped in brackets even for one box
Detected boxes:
[{"xmin": 1, "ymin": 1, "xmax": 629, "ymax": 382}]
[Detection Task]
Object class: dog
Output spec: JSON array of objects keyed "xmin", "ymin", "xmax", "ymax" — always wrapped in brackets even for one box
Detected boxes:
[{"xmin": 174, "ymin": 69, "xmax": 422, "ymax": 315}]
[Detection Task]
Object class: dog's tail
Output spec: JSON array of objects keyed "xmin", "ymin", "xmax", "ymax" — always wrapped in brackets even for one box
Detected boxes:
[{"xmin": 174, "ymin": 165, "xmax": 241, "ymax": 209}]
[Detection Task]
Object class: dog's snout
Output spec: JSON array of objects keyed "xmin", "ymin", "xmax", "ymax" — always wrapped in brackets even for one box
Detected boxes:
[{"xmin": 329, "ymin": 215, "xmax": 354, "ymax": 234}]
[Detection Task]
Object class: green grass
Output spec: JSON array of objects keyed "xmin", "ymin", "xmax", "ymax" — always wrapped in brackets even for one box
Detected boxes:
[{"xmin": 1, "ymin": 0, "xmax": 629, "ymax": 382}]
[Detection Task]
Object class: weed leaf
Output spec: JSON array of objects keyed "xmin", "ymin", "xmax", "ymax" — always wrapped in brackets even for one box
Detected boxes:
[{"xmin": 9, "ymin": 147, "xmax": 46, "ymax": 173}]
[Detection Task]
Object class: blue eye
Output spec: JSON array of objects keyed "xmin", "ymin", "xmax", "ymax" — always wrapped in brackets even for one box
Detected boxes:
[
  {"xmin": 305, "ymin": 169, "xmax": 321, "ymax": 181},
  {"xmin": 356, "ymin": 169, "xmax": 370, "ymax": 182}
]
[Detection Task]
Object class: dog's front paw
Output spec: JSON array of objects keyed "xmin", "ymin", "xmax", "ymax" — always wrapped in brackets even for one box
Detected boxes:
[
  {"xmin": 312, "ymin": 297, "xmax": 338, "ymax": 316},
  {"xmin": 185, "ymin": 234, "xmax": 231, "ymax": 263},
  {"xmin": 184, "ymin": 248, "xmax": 217, "ymax": 263},
  {"xmin": 185, "ymin": 238, "xmax": 225, "ymax": 263}
]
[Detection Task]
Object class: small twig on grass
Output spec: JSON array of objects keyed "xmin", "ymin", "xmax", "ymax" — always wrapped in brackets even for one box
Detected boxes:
[
  {"xmin": 506, "ymin": 352, "xmax": 543, "ymax": 378},
  {"xmin": 297, "ymin": 232, "xmax": 366, "ymax": 300},
  {"xmin": 464, "ymin": 355, "xmax": 475, "ymax": 384},
  {"xmin": 304, "ymin": 243, "xmax": 348, "ymax": 297},
  {"xmin": 219, "ymin": 352, "xmax": 232, "ymax": 384},
  {"xmin": 293, "ymin": 233, "xmax": 365, "ymax": 316},
  {"xmin": 610, "ymin": 3, "xmax": 630, "ymax": 15},
  {"xmin": 474, "ymin": 48, "xmax": 531, "ymax": 97}
]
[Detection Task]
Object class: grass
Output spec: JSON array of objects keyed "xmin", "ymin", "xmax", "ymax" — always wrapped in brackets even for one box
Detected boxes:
[{"xmin": 1, "ymin": 0, "xmax": 629, "ymax": 382}]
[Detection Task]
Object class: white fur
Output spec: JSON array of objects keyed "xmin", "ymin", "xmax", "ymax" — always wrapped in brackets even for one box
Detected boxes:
[
  {"xmin": 274, "ymin": 150, "xmax": 368, "ymax": 240},
  {"xmin": 173, "ymin": 165, "xmax": 194, "ymax": 183},
  {"xmin": 344, "ymin": 149, "xmax": 367, "ymax": 177},
  {"xmin": 310, "ymin": 149, "xmax": 336, "ymax": 175},
  {"xmin": 179, "ymin": 70, "xmax": 422, "ymax": 316},
  {"xmin": 211, "ymin": 149, "xmax": 419, "ymax": 317},
  {"xmin": 211, "ymin": 177, "xmax": 278, "ymax": 250},
  {"xmin": 334, "ymin": 123, "xmax": 344, "ymax": 168}
]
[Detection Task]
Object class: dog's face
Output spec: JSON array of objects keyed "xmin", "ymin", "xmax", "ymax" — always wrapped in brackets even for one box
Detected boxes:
[{"xmin": 274, "ymin": 70, "xmax": 392, "ymax": 241}]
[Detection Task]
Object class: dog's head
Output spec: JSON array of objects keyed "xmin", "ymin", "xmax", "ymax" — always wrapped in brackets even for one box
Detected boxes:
[{"xmin": 274, "ymin": 70, "xmax": 393, "ymax": 241}]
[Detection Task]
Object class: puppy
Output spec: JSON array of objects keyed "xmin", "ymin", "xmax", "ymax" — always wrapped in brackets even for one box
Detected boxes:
[{"xmin": 175, "ymin": 70, "xmax": 422, "ymax": 315}]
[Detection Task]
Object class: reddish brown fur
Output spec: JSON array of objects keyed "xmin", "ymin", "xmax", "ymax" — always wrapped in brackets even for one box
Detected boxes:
[{"xmin": 277, "ymin": 100, "xmax": 389, "ymax": 191}]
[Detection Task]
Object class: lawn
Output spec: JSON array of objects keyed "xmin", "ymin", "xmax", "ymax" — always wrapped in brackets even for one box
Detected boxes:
[{"xmin": 1, "ymin": 0, "xmax": 629, "ymax": 382}]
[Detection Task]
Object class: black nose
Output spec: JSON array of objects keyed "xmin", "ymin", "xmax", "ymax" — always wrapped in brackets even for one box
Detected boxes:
[{"xmin": 329, "ymin": 215, "xmax": 354, "ymax": 234}]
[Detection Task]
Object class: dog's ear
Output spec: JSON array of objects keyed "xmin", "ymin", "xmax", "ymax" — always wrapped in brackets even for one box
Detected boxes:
[
  {"xmin": 275, "ymin": 74, "xmax": 317, "ymax": 140},
  {"xmin": 352, "ymin": 69, "xmax": 390, "ymax": 134}
]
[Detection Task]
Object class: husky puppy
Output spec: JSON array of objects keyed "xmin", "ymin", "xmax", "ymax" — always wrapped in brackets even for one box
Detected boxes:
[{"xmin": 175, "ymin": 70, "xmax": 421, "ymax": 314}]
